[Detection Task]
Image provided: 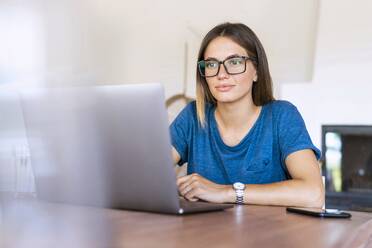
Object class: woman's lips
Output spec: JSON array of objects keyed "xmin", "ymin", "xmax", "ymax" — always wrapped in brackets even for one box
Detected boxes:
[{"xmin": 215, "ymin": 84, "xmax": 235, "ymax": 92}]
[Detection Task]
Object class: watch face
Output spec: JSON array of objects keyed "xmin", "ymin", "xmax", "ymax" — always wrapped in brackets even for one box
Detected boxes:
[{"xmin": 234, "ymin": 182, "xmax": 245, "ymax": 190}]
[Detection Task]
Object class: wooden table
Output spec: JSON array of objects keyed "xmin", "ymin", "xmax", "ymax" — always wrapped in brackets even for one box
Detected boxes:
[{"xmin": 1, "ymin": 195, "xmax": 372, "ymax": 248}]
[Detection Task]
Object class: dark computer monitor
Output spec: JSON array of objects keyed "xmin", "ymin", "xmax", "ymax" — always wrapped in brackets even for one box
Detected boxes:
[{"xmin": 321, "ymin": 125, "xmax": 372, "ymax": 211}]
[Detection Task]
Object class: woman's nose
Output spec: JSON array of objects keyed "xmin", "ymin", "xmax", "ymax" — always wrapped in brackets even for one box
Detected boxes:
[{"xmin": 217, "ymin": 64, "xmax": 229, "ymax": 79}]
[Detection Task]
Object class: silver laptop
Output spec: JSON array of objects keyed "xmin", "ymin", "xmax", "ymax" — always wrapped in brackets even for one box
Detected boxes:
[{"xmin": 19, "ymin": 84, "xmax": 233, "ymax": 214}]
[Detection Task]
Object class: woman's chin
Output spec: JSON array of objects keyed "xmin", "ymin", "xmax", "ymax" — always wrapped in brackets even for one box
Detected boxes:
[
  {"xmin": 212, "ymin": 90, "xmax": 252, "ymax": 105},
  {"xmin": 214, "ymin": 96, "xmax": 238, "ymax": 104}
]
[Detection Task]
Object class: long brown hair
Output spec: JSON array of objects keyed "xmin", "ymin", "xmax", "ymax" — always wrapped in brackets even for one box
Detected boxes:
[{"xmin": 196, "ymin": 22, "xmax": 274, "ymax": 127}]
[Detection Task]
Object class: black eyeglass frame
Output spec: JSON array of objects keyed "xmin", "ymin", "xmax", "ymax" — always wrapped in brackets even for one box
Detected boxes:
[{"xmin": 197, "ymin": 55, "xmax": 257, "ymax": 78}]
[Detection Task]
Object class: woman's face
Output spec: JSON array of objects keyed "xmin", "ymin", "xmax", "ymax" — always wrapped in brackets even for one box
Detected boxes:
[{"xmin": 203, "ymin": 36, "xmax": 257, "ymax": 104}]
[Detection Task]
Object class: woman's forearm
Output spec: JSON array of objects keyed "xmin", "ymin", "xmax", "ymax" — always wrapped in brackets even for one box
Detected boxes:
[{"xmin": 225, "ymin": 179, "xmax": 325, "ymax": 208}]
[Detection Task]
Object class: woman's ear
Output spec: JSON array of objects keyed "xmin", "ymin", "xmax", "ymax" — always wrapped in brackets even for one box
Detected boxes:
[{"xmin": 253, "ymin": 73, "xmax": 258, "ymax": 82}]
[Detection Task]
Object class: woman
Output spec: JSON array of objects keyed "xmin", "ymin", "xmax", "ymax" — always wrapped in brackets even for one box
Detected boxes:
[{"xmin": 170, "ymin": 22, "xmax": 324, "ymax": 207}]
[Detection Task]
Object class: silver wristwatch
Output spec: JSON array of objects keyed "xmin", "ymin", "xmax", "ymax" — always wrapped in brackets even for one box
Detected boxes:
[{"xmin": 233, "ymin": 182, "xmax": 246, "ymax": 204}]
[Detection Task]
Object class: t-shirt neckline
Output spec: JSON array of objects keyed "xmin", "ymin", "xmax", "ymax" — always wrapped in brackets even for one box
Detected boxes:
[{"xmin": 210, "ymin": 104, "xmax": 266, "ymax": 151}]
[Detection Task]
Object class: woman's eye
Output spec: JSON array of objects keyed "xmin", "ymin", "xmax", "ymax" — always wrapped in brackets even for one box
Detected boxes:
[
  {"xmin": 206, "ymin": 61, "xmax": 218, "ymax": 68},
  {"xmin": 228, "ymin": 58, "xmax": 243, "ymax": 65}
]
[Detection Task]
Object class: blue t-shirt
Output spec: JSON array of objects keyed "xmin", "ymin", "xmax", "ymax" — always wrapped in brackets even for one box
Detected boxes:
[{"xmin": 170, "ymin": 100, "xmax": 321, "ymax": 185}]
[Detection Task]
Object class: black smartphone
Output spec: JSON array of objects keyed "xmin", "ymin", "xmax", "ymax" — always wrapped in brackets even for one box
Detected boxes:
[{"xmin": 286, "ymin": 207, "xmax": 352, "ymax": 218}]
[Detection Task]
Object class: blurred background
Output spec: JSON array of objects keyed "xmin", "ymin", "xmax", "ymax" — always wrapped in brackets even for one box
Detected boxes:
[{"xmin": 0, "ymin": 0, "xmax": 371, "ymax": 193}]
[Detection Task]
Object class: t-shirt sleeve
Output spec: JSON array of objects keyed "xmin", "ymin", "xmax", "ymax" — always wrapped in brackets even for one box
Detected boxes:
[
  {"xmin": 169, "ymin": 102, "xmax": 195, "ymax": 166},
  {"xmin": 277, "ymin": 102, "xmax": 321, "ymax": 163}
]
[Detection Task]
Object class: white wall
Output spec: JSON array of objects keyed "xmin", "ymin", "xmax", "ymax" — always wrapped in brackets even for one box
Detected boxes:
[
  {"xmin": 0, "ymin": 1, "xmax": 46, "ymax": 86},
  {"xmin": 281, "ymin": 0, "xmax": 372, "ymax": 147},
  {"xmin": 1, "ymin": 0, "xmax": 319, "ymax": 93}
]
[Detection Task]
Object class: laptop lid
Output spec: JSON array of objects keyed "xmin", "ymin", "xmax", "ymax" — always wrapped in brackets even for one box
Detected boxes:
[{"xmin": 19, "ymin": 84, "xmax": 183, "ymax": 214}]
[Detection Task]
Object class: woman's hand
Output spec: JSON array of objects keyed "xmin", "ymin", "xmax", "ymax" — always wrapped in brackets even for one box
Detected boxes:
[{"xmin": 176, "ymin": 173, "xmax": 232, "ymax": 203}]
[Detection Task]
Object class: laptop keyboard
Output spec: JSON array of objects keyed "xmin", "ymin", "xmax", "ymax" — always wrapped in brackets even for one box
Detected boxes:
[{"xmin": 179, "ymin": 198, "xmax": 234, "ymax": 214}]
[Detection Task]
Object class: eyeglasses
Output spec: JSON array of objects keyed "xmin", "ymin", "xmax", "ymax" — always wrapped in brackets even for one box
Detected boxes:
[{"xmin": 198, "ymin": 55, "xmax": 257, "ymax": 77}]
